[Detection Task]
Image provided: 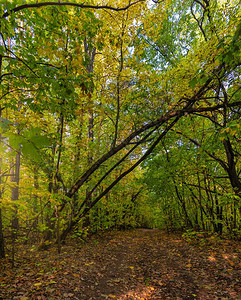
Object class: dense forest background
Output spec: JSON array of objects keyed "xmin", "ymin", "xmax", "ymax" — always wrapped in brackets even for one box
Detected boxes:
[{"xmin": 0, "ymin": 0, "xmax": 240, "ymax": 258}]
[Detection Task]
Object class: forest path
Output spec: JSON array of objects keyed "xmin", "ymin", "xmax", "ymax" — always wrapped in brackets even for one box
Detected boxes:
[{"xmin": 0, "ymin": 229, "xmax": 241, "ymax": 299}]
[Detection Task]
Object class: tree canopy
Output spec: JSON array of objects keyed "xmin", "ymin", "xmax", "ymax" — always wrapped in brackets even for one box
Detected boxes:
[{"xmin": 0, "ymin": 0, "xmax": 240, "ymax": 257}]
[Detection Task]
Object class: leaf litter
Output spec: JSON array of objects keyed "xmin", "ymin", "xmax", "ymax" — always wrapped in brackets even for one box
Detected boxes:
[{"xmin": 0, "ymin": 229, "xmax": 241, "ymax": 299}]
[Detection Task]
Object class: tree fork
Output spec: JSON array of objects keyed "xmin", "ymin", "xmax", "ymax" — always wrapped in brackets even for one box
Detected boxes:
[
  {"xmin": 60, "ymin": 97, "xmax": 241, "ymax": 240},
  {"xmin": 60, "ymin": 114, "xmax": 185, "ymax": 240},
  {"xmin": 56, "ymin": 100, "xmax": 241, "ymax": 241}
]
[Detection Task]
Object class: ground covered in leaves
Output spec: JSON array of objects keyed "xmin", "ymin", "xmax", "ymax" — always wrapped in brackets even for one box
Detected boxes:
[{"xmin": 0, "ymin": 229, "xmax": 241, "ymax": 299}]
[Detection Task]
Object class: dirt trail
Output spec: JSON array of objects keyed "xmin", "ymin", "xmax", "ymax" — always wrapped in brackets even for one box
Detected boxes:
[{"xmin": 0, "ymin": 229, "xmax": 241, "ymax": 299}]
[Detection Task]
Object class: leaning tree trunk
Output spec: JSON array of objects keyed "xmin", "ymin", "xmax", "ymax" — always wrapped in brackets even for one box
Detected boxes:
[{"xmin": 58, "ymin": 62, "xmax": 238, "ymax": 241}]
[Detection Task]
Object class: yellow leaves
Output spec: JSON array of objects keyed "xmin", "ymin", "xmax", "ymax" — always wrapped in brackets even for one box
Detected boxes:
[
  {"xmin": 186, "ymin": 258, "xmax": 192, "ymax": 268},
  {"xmin": 163, "ymin": 38, "xmax": 222, "ymax": 104},
  {"xmin": 0, "ymin": 196, "xmax": 21, "ymax": 210},
  {"xmin": 220, "ymin": 123, "xmax": 240, "ymax": 138},
  {"xmin": 49, "ymin": 280, "xmax": 57, "ymax": 284},
  {"xmin": 33, "ymin": 282, "xmax": 42, "ymax": 287},
  {"xmin": 142, "ymin": 0, "xmax": 170, "ymax": 33},
  {"xmin": 84, "ymin": 261, "xmax": 94, "ymax": 266},
  {"xmin": 101, "ymin": 294, "xmax": 117, "ymax": 299}
]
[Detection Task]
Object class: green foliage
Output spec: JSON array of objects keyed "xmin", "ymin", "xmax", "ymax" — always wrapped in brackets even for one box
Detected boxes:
[
  {"xmin": 0, "ymin": 0, "xmax": 240, "ymax": 252},
  {"xmin": 0, "ymin": 117, "xmax": 12, "ymax": 133},
  {"xmin": 182, "ymin": 229, "xmax": 206, "ymax": 244}
]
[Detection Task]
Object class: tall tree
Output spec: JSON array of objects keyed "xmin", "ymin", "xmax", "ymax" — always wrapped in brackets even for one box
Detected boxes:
[{"xmin": 0, "ymin": 0, "xmax": 240, "ymax": 242}]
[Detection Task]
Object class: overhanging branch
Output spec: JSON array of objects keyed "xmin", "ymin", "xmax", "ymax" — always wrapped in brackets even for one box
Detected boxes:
[
  {"xmin": 66, "ymin": 97, "xmax": 241, "ymax": 199},
  {"xmin": 1, "ymin": 0, "xmax": 145, "ymax": 18}
]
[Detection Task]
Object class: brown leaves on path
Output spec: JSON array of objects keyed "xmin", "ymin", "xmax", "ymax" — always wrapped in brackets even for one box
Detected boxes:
[{"xmin": 0, "ymin": 229, "xmax": 241, "ymax": 299}]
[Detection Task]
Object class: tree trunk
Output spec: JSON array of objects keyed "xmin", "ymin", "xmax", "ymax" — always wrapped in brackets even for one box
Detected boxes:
[
  {"xmin": 223, "ymin": 139, "xmax": 241, "ymax": 198},
  {"xmin": 0, "ymin": 141, "xmax": 5, "ymax": 258},
  {"xmin": 10, "ymin": 149, "xmax": 20, "ymax": 233},
  {"xmin": 0, "ymin": 53, "xmax": 5, "ymax": 258},
  {"xmin": 33, "ymin": 166, "xmax": 39, "ymax": 229},
  {"xmin": 83, "ymin": 39, "xmax": 96, "ymax": 229},
  {"xmin": 60, "ymin": 115, "xmax": 183, "ymax": 240},
  {"xmin": 0, "ymin": 208, "xmax": 4, "ymax": 258}
]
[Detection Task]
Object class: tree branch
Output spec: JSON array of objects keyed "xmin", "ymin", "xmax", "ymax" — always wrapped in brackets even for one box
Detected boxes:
[
  {"xmin": 66, "ymin": 97, "xmax": 241, "ymax": 198},
  {"xmin": 172, "ymin": 129, "xmax": 228, "ymax": 171},
  {"xmin": 72, "ymin": 127, "xmax": 157, "ymax": 215},
  {"xmin": 60, "ymin": 115, "xmax": 183, "ymax": 239},
  {"xmin": 2, "ymin": 0, "xmax": 145, "ymax": 18}
]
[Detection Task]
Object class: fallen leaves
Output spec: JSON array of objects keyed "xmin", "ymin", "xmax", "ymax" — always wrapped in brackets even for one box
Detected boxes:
[
  {"xmin": 0, "ymin": 229, "xmax": 241, "ymax": 299},
  {"xmin": 33, "ymin": 282, "xmax": 42, "ymax": 287}
]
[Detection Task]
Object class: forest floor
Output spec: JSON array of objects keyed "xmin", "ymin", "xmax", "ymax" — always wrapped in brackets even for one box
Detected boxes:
[{"xmin": 0, "ymin": 229, "xmax": 241, "ymax": 299}]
